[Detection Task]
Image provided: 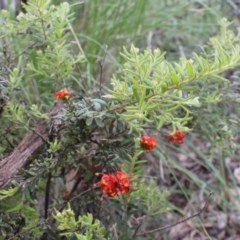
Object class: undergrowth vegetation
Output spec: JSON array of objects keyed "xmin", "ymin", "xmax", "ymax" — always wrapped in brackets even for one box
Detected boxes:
[{"xmin": 0, "ymin": 0, "xmax": 240, "ymax": 239}]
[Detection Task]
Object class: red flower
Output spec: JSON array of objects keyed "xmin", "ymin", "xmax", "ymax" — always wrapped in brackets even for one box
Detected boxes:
[
  {"xmin": 140, "ymin": 135, "xmax": 157, "ymax": 153},
  {"xmin": 55, "ymin": 89, "xmax": 72, "ymax": 100},
  {"xmin": 100, "ymin": 171, "xmax": 130, "ymax": 197},
  {"xmin": 115, "ymin": 171, "xmax": 130, "ymax": 195},
  {"xmin": 100, "ymin": 174, "xmax": 118, "ymax": 197},
  {"xmin": 168, "ymin": 130, "xmax": 184, "ymax": 144}
]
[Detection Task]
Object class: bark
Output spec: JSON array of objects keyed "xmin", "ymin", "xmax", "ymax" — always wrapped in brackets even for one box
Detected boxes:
[{"xmin": 0, "ymin": 101, "xmax": 64, "ymax": 189}]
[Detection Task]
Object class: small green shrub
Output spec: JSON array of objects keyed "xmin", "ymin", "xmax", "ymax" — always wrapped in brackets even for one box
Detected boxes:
[{"xmin": 0, "ymin": 0, "xmax": 239, "ymax": 239}]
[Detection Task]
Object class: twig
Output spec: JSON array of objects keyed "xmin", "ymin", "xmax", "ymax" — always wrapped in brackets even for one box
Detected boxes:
[
  {"xmin": 132, "ymin": 217, "xmax": 145, "ymax": 238},
  {"xmin": 44, "ymin": 172, "xmax": 52, "ymax": 219},
  {"xmin": 98, "ymin": 48, "xmax": 107, "ymax": 96},
  {"xmin": 28, "ymin": 126, "xmax": 49, "ymax": 144},
  {"xmin": 98, "ymin": 61, "xmax": 103, "ymax": 95},
  {"xmin": 59, "ymin": 188, "xmax": 93, "ymax": 212},
  {"xmin": 136, "ymin": 192, "xmax": 213, "ymax": 236}
]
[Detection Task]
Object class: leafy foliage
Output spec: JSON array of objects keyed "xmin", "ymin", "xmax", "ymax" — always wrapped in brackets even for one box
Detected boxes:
[
  {"xmin": 54, "ymin": 205, "xmax": 106, "ymax": 240},
  {"xmin": 0, "ymin": 0, "xmax": 84, "ymax": 107},
  {"xmin": 0, "ymin": 0, "xmax": 240, "ymax": 239},
  {"xmin": 130, "ymin": 179, "xmax": 169, "ymax": 216},
  {"xmin": 109, "ymin": 18, "xmax": 240, "ymax": 132},
  {"xmin": 0, "ymin": 187, "xmax": 19, "ymax": 200}
]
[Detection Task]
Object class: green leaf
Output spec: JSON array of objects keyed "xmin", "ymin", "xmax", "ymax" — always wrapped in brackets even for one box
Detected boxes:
[
  {"xmin": 95, "ymin": 117, "xmax": 104, "ymax": 127},
  {"xmin": 131, "ymin": 78, "xmax": 140, "ymax": 102},
  {"xmin": 157, "ymin": 116, "xmax": 165, "ymax": 130},
  {"xmin": 86, "ymin": 117, "xmax": 93, "ymax": 126},
  {"xmin": 7, "ymin": 202, "xmax": 23, "ymax": 213},
  {"xmin": 0, "ymin": 187, "xmax": 19, "ymax": 201},
  {"xmin": 186, "ymin": 61, "xmax": 194, "ymax": 78},
  {"xmin": 170, "ymin": 71, "xmax": 179, "ymax": 84},
  {"xmin": 183, "ymin": 97, "xmax": 201, "ymax": 107}
]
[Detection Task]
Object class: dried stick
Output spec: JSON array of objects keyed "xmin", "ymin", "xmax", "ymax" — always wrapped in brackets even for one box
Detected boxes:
[
  {"xmin": 44, "ymin": 172, "xmax": 52, "ymax": 219},
  {"xmin": 0, "ymin": 101, "xmax": 64, "ymax": 189}
]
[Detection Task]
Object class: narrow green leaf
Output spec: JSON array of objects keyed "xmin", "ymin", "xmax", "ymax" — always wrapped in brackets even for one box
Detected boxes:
[
  {"xmin": 131, "ymin": 78, "xmax": 140, "ymax": 102},
  {"xmin": 160, "ymin": 82, "xmax": 168, "ymax": 92},
  {"xmin": 186, "ymin": 61, "xmax": 194, "ymax": 78},
  {"xmin": 0, "ymin": 187, "xmax": 19, "ymax": 200},
  {"xmin": 7, "ymin": 202, "xmax": 23, "ymax": 213},
  {"xmin": 170, "ymin": 71, "xmax": 179, "ymax": 84},
  {"xmin": 157, "ymin": 116, "xmax": 165, "ymax": 130}
]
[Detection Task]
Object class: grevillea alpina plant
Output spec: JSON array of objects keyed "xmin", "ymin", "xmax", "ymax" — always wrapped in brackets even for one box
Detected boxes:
[{"xmin": 0, "ymin": 0, "xmax": 240, "ymax": 239}]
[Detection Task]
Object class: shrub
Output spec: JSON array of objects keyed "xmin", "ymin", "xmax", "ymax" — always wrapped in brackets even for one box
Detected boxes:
[{"xmin": 0, "ymin": 0, "xmax": 239, "ymax": 239}]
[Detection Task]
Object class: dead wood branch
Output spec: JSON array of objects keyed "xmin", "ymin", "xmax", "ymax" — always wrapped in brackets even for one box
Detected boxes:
[{"xmin": 0, "ymin": 101, "xmax": 64, "ymax": 189}]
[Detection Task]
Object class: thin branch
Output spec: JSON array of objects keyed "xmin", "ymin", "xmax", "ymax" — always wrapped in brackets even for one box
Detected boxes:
[
  {"xmin": 97, "ymin": 49, "xmax": 107, "ymax": 95},
  {"xmin": 67, "ymin": 20, "xmax": 85, "ymax": 57},
  {"xmin": 132, "ymin": 217, "xmax": 145, "ymax": 238},
  {"xmin": 44, "ymin": 172, "xmax": 52, "ymax": 219},
  {"xmin": 59, "ymin": 188, "xmax": 93, "ymax": 212},
  {"xmin": 98, "ymin": 60, "xmax": 103, "ymax": 95},
  {"xmin": 27, "ymin": 125, "xmax": 49, "ymax": 144},
  {"xmin": 136, "ymin": 192, "xmax": 213, "ymax": 236}
]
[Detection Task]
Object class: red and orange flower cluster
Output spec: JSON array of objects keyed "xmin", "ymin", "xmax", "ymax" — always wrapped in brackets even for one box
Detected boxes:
[
  {"xmin": 140, "ymin": 135, "xmax": 157, "ymax": 153},
  {"xmin": 100, "ymin": 171, "xmax": 130, "ymax": 197},
  {"xmin": 140, "ymin": 130, "xmax": 185, "ymax": 153},
  {"xmin": 167, "ymin": 130, "xmax": 185, "ymax": 144},
  {"xmin": 55, "ymin": 89, "xmax": 72, "ymax": 100}
]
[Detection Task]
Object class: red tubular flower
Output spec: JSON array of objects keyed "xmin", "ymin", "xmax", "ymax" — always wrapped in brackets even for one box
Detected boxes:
[
  {"xmin": 100, "ymin": 174, "xmax": 118, "ymax": 197},
  {"xmin": 115, "ymin": 171, "xmax": 130, "ymax": 195},
  {"xmin": 100, "ymin": 171, "xmax": 130, "ymax": 197},
  {"xmin": 55, "ymin": 89, "xmax": 72, "ymax": 100},
  {"xmin": 168, "ymin": 130, "xmax": 185, "ymax": 144},
  {"xmin": 140, "ymin": 135, "xmax": 157, "ymax": 153}
]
